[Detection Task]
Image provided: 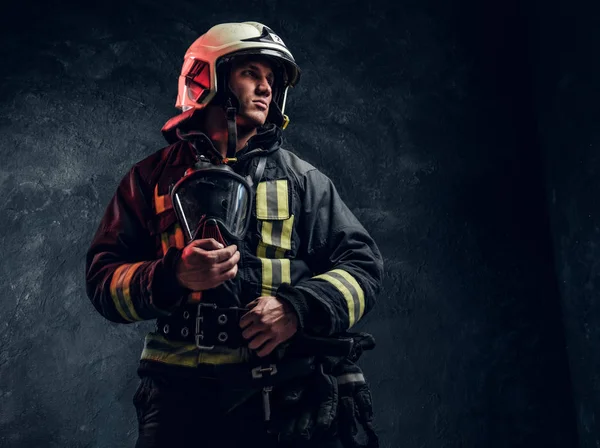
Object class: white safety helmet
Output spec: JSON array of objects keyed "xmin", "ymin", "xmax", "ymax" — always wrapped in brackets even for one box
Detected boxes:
[{"xmin": 175, "ymin": 21, "xmax": 301, "ymax": 129}]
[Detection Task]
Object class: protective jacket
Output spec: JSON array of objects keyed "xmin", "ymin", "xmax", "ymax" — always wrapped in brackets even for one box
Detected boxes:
[{"xmin": 85, "ymin": 123, "xmax": 384, "ymax": 369}]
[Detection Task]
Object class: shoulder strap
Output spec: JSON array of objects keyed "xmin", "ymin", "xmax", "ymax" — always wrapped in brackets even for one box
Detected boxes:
[{"xmin": 253, "ymin": 156, "xmax": 268, "ymax": 186}]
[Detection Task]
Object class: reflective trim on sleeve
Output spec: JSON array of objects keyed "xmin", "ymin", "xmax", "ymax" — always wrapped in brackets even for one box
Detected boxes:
[
  {"xmin": 160, "ymin": 224, "xmax": 185, "ymax": 257},
  {"xmin": 160, "ymin": 232, "xmax": 170, "ymax": 256},
  {"xmin": 313, "ymin": 268, "xmax": 365, "ymax": 328},
  {"xmin": 110, "ymin": 262, "xmax": 144, "ymax": 322},
  {"xmin": 173, "ymin": 224, "xmax": 185, "ymax": 249},
  {"xmin": 336, "ymin": 372, "xmax": 365, "ymax": 385},
  {"xmin": 260, "ymin": 258, "xmax": 291, "ymax": 296},
  {"xmin": 154, "ymin": 185, "xmax": 172, "ymax": 214}
]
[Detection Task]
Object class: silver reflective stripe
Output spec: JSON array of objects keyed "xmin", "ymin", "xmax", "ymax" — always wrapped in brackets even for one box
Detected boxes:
[{"xmin": 336, "ymin": 372, "xmax": 365, "ymax": 385}]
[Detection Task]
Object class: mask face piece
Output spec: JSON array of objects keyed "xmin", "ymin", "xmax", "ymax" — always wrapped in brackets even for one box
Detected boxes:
[{"xmin": 171, "ymin": 165, "xmax": 253, "ymax": 246}]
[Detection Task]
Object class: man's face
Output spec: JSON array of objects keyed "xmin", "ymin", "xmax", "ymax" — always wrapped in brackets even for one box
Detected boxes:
[{"xmin": 228, "ymin": 57, "xmax": 275, "ymax": 129}]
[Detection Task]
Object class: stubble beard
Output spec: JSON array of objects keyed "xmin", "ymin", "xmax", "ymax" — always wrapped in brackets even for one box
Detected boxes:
[{"xmin": 237, "ymin": 103, "xmax": 268, "ymax": 131}]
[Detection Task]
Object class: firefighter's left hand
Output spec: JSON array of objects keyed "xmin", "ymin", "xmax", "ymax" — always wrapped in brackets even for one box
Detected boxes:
[{"xmin": 240, "ymin": 296, "xmax": 298, "ymax": 357}]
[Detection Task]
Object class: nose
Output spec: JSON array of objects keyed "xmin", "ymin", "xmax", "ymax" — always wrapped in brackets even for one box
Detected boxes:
[{"xmin": 256, "ymin": 76, "xmax": 272, "ymax": 97}]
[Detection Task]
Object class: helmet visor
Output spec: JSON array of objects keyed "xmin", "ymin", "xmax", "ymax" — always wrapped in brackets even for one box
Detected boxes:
[{"xmin": 171, "ymin": 170, "xmax": 252, "ymax": 242}]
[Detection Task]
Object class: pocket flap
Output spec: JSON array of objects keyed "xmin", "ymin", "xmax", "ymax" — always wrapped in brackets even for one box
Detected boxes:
[{"xmin": 255, "ymin": 179, "xmax": 290, "ymax": 220}]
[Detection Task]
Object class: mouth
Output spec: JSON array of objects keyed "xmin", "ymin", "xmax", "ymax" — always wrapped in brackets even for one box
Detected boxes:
[{"xmin": 253, "ymin": 100, "xmax": 269, "ymax": 111}]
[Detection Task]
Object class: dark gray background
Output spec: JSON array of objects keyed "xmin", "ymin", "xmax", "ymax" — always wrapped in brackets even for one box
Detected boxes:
[{"xmin": 0, "ymin": 0, "xmax": 596, "ymax": 446}]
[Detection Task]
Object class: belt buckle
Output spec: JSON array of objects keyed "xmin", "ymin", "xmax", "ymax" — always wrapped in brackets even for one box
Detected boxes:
[
  {"xmin": 251, "ymin": 364, "xmax": 278, "ymax": 379},
  {"xmin": 195, "ymin": 303, "xmax": 217, "ymax": 350}
]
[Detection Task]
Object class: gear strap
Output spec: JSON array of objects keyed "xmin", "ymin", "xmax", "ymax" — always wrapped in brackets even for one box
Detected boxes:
[
  {"xmin": 253, "ymin": 155, "xmax": 267, "ymax": 186},
  {"xmin": 226, "ymin": 99, "xmax": 237, "ymax": 159}
]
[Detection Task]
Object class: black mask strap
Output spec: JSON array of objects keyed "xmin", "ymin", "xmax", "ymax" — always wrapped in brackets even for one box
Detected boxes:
[{"xmin": 226, "ymin": 97, "xmax": 238, "ymax": 159}]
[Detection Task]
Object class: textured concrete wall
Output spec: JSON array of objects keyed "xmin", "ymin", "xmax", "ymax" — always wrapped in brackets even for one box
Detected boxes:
[
  {"xmin": 0, "ymin": 0, "xmax": 579, "ymax": 447},
  {"xmin": 532, "ymin": 0, "xmax": 600, "ymax": 446}
]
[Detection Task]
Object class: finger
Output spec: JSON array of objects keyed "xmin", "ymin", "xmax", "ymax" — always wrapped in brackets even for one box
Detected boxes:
[
  {"xmin": 201, "ymin": 264, "xmax": 238, "ymax": 290},
  {"xmin": 248, "ymin": 332, "xmax": 271, "ymax": 351},
  {"xmin": 213, "ymin": 250, "xmax": 240, "ymax": 274},
  {"xmin": 240, "ymin": 308, "xmax": 260, "ymax": 328},
  {"xmin": 215, "ymin": 264, "xmax": 238, "ymax": 284},
  {"xmin": 190, "ymin": 245, "xmax": 238, "ymax": 266},
  {"xmin": 255, "ymin": 338, "xmax": 279, "ymax": 357},
  {"xmin": 189, "ymin": 238, "xmax": 224, "ymax": 250},
  {"xmin": 190, "ymin": 248, "xmax": 239, "ymax": 277},
  {"xmin": 209, "ymin": 245, "xmax": 238, "ymax": 263},
  {"xmin": 242, "ymin": 322, "xmax": 263, "ymax": 340},
  {"xmin": 245, "ymin": 298, "xmax": 260, "ymax": 309}
]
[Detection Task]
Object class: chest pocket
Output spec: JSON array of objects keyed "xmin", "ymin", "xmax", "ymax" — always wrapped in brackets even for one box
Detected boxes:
[
  {"xmin": 255, "ymin": 179, "xmax": 295, "ymax": 296},
  {"xmin": 255, "ymin": 179, "xmax": 295, "ymax": 258}
]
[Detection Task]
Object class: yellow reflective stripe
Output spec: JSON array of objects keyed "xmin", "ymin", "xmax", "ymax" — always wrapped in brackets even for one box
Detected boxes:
[
  {"xmin": 280, "ymin": 215, "xmax": 294, "ymax": 251},
  {"xmin": 331, "ymin": 269, "xmax": 365, "ymax": 320},
  {"xmin": 141, "ymin": 333, "xmax": 248, "ymax": 366},
  {"xmin": 198, "ymin": 350, "xmax": 248, "ymax": 365},
  {"xmin": 259, "ymin": 258, "xmax": 290, "ymax": 296},
  {"xmin": 154, "ymin": 185, "xmax": 166, "ymax": 214},
  {"xmin": 161, "ymin": 225, "xmax": 185, "ymax": 257},
  {"xmin": 314, "ymin": 272, "xmax": 357, "ymax": 328},
  {"xmin": 257, "ymin": 216, "xmax": 293, "ymax": 260},
  {"xmin": 122, "ymin": 262, "xmax": 144, "ymax": 321},
  {"xmin": 261, "ymin": 220, "xmax": 274, "ymax": 246},
  {"xmin": 141, "ymin": 348, "xmax": 198, "ymax": 368},
  {"xmin": 281, "ymin": 258, "xmax": 291, "ymax": 285},
  {"xmin": 256, "ymin": 182, "xmax": 268, "ymax": 219},
  {"xmin": 257, "ymin": 242, "xmax": 268, "ymax": 259},
  {"xmin": 275, "ymin": 180, "xmax": 289, "ymax": 219},
  {"xmin": 160, "ymin": 232, "xmax": 169, "ymax": 255},
  {"xmin": 256, "ymin": 180, "xmax": 289, "ymax": 219},
  {"xmin": 261, "ymin": 258, "xmax": 273, "ymax": 296},
  {"xmin": 174, "ymin": 224, "xmax": 185, "ymax": 249},
  {"xmin": 110, "ymin": 264, "xmax": 133, "ymax": 322}
]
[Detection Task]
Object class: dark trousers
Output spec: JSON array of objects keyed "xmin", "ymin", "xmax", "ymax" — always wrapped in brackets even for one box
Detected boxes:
[{"xmin": 133, "ymin": 369, "xmax": 343, "ymax": 448}]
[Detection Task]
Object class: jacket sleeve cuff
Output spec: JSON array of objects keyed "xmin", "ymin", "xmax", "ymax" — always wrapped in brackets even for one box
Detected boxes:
[
  {"xmin": 275, "ymin": 283, "xmax": 330, "ymax": 334},
  {"xmin": 150, "ymin": 247, "xmax": 189, "ymax": 315}
]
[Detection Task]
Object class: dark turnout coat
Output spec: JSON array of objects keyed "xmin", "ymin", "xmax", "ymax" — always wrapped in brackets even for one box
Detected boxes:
[{"xmin": 85, "ymin": 124, "xmax": 384, "ymax": 369}]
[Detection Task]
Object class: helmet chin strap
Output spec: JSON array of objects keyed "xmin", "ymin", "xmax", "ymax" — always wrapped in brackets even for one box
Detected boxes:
[{"xmin": 225, "ymin": 96, "xmax": 238, "ymax": 160}]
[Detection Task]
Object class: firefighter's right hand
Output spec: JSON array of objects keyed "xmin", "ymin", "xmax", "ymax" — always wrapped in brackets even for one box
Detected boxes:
[{"xmin": 175, "ymin": 238, "xmax": 240, "ymax": 291}]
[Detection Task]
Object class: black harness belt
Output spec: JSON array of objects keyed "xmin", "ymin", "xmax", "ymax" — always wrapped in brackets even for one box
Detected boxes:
[
  {"xmin": 156, "ymin": 302, "xmax": 357, "ymax": 357},
  {"xmin": 156, "ymin": 303, "xmax": 247, "ymax": 350}
]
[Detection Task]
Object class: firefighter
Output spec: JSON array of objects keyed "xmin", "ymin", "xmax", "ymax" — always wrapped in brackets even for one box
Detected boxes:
[{"xmin": 85, "ymin": 21, "xmax": 384, "ymax": 448}]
